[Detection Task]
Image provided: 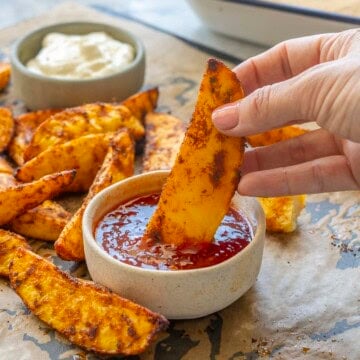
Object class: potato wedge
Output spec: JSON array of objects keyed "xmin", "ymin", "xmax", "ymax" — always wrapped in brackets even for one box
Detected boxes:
[
  {"xmin": 246, "ymin": 126, "xmax": 308, "ymax": 147},
  {"xmin": 143, "ymin": 112, "xmax": 185, "ymax": 172},
  {"xmin": 24, "ymin": 103, "xmax": 144, "ymax": 161},
  {"xmin": 55, "ymin": 129, "xmax": 135, "ymax": 260},
  {"xmin": 0, "ymin": 107, "xmax": 14, "ymax": 152},
  {"xmin": 9, "ymin": 200, "xmax": 71, "ymax": 241},
  {"xmin": 9, "ymin": 247, "xmax": 168, "ymax": 355},
  {"xmin": 0, "ymin": 170, "xmax": 75, "ymax": 226},
  {"xmin": 122, "ymin": 87, "xmax": 159, "ymax": 123},
  {"xmin": 9, "ymin": 109, "xmax": 60, "ymax": 166},
  {"xmin": 0, "ymin": 63, "xmax": 10, "ymax": 91},
  {"xmin": 0, "ymin": 229, "xmax": 30, "ymax": 277},
  {"xmin": 258, "ymin": 196, "xmax": 306, "ymax": 233},
  {"xmin": 17, "ymin": 133, "xmax": 112, "ymax": 192},
  {"xmin": 145, "ymin": 59, "xmax": 245, "ymax": 245},
  {"xmin": 0, "ymin": 156, "xmax": 14, "ymax": 174}
]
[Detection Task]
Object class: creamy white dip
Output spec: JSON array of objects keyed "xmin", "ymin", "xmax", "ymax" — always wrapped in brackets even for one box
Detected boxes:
[{"xmin": 26, "ymin": 32, "xmax": 135, "ymax": 79}]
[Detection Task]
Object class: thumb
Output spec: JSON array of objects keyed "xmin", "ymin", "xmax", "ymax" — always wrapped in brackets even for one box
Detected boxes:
[{"xmin": 212, "ymin": 66, "xmax": 323, "ymax": 137}]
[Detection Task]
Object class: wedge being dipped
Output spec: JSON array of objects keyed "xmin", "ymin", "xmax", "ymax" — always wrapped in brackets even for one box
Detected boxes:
[{"xmin": 144, "ymin": 59, "xmax": 245, "ymax": 246}]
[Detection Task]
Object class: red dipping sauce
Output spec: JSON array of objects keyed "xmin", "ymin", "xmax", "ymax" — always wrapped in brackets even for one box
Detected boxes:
[{"xmin": 95, "ymin": 194, "xmax": 253, "ymax": 271}]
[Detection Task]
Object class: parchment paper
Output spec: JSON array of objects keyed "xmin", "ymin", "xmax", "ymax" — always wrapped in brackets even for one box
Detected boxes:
[{"xmin": 0, "ymin": 3, "xmax": 359, "ymax": 359}]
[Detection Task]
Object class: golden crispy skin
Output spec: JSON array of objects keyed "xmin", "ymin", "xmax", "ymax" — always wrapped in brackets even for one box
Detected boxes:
[
  {"xmin": 258, "ymin": 196, "xmax": 306, "ymax": 233},
  {"xmin": 9, "ymin": 248, "xmax": 168, "ymax": 355},
  {"xmin": 142, "ymin": 112, "xmax": 185, "ymax": 172},
  {"xmin": 55, "ymin": 130, "xmax": 135, "ymax": 260},
  {"xmin": 16, "ymin": 133, "xmax": 112, "ymax": 193},
  {"xmin": 246, "ymin": 126, "xmax": 308, "ymax": 147},
  {"xmin": 10, "ymin": 200, "xmax": 71, "ymax": 241},
  {"xmin": 24, "ymin": 103, "xmax": 144, "ymax": 161},
  {"xmin": 9, "ymin": 109, "xmax": 60, "ymax": 166},
  {"xmin": 0, "ymin": 156, "xmax": 14, "ymax": 174},
  {"xmin": 0, "ymin": 63, "xmax": 10, "ymax": 91},
  {"xmin": 0, "ymin": 170, "xmax": 75, "ymax": 226},
  {"xmin": 0, "ymin": 229, "xmax": 30, "ymax": 277},
  {"xmin": 0, "ymin": 107, "xmax": 14, "ymax": 152},
  {"xmin": 144, "ymin": 59, "xmax": 245, "ymax": 245},
  {"xmin": 122, "ymin": 87, "xmax": 159, "ymax": 123}
]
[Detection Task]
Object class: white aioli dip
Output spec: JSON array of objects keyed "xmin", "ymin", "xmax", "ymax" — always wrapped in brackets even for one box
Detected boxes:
[{"xmin": 26, "ymin": 32, "xmax": 135, "ymax": 79}]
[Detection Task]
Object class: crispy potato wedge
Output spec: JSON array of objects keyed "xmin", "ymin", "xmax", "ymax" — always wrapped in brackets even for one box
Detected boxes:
[
  {"xmin": 9, "ymin": 247, "xmax": 168, "ymax": 355},
  {"xmin": 145, "ymin": 59, "xmax": 245, "ymax": 245},
  {"xmin": 143, "ymin": 112, "xmax": 185, "ymax": 172},
  {"xmin": 0, "ymin": 229, "xmax": 30, "ymax": 277},
  {"xmin": 0, "ymin": 170, "xmax": 75, "ymax": 226},
  {"xmin": 0, "ymin": 107, "xmax": 14, "ymax": 152},
  {"xmin": 259, "ymin": 195, "xmax": 306, "ymax": 233},
  {"xmin": 55, "ymin": 129, "xmax": 135, "ymax": 260},
  {"xmin": 9, "ymin": 109, "xmax": 60, "ymax": 166},
  {"xmin": 0, "ymin": 156, "xmax": 14, "ymax": 174},
  {"xmin": 122, "ymin": 87, "xmax": 159, "ymax": 123},
  {"xmin": 17, "ymin": 133, "xmax": 112, "ymax": 192},
  {"xmin": 9, "ymin": 200, "xmax": 71, "ymax": 241},
  {"xmin": 0, "ymin": 63, "xmax": 10, "ymax": 91},
  {"xmin": 24, "ymin": 103, "xmax": 144, "ymax": 161},
  {"xmin": 246, "ymin": 126, "xmax": 308, "ymax": 147}
]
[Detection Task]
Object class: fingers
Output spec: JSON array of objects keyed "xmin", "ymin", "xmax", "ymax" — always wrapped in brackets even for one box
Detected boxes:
[
  {"xmin": 238, "ymin": 155, "xmax": 359, "ymax": 196},
  {"xmin": 241, "ymin": 129, "xmax": 340, "ymax": 174},
  {"xmin": 233, "ymin": 34, "xmax": 326, "ymax": 94}
]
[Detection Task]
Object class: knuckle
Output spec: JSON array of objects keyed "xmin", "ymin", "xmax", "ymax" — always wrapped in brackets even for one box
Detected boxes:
[
  {"xmin": 311, "ymin": 161, "xmax": 326, "ymax": 193},
  {"xmin": 250, "ymin": 85, "xmax": 272, "ymax": 120}
]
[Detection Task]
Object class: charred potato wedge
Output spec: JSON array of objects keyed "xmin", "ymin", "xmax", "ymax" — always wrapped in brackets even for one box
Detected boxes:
[
  {"xmin": 10, "ymin": 200, "xmax": 71, "ymax": 241},
  {"xmin": 143, "ymin": 112, "xmax": 185, "ymax": 172},
  {"xmin": 9, "ymin": 109, "xmax": 60, "ymax": 166},
  {"xmin": 0, "ymin": 229, "xmax": 30, "ymax": 277},
  {"xmin": 258, "ymin": 196, "xmax": 306, "ymax": 233},
  {"xmin": 0, "ymin": 170, "xmax": 75, "ymax": 226},
  {"xmin": 145, "ymin": 59, "xmax": 245, "ymax": 245},
  {"xmin": 9, "ymin": 248, "xmax": 168, "ymax": 355},
  {"xmin": 246, "ymin": 126, "xmax": 308, "ymax": 147},
  {"xmin": 122, "ymin": 87, "xmax": 159, "ymax": 123},
  {"xmin": 0, "ymin": 107, "xmax": 14, "ymax": 152},
  {"xmin": 55, "ymin": 129, "xmax": 135, "ymax": 260},
  {"xmin": 24, "ymin": 103, "xmax": 144, "ymax": 161},
  {"xmin": 0, "ymin": 63, "xmax": 10, "ymax": 91},
  {"xmin": 17, "ymin": 133, "xmax": 112, "ymax": 193}
]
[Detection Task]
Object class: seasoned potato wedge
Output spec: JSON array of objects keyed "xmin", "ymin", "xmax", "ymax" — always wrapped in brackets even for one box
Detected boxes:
[
  {"xmin": 24, "ymin": 103, "xmax": 144, "ymax": 161},
  {"xmin": 0, "ymin": 170, "xmax": 75, "ymax": 226},
  {"xmin": 55, "ymin": 129, "xmax": 135, "ymax": 260},
  {"xmin": 0, "ymin": 229, "xmax": 30, "ymax": 277},
  {"xmin": 9, "ymin": 109, "xmax": 60, "ymax": 166},
  {"xmin": 258, "ymin": 196, "xmax": 306, "ymax": 233},
  {"xmin": 0, "ymin": 156, "xmax": 14, "ymax": 174},
  {"xmin": 143, "ymin": 112, "xmax": 185, "ymax": 172},
  {"xmin": 145, "ymin": 59, "xmax": 245, "ymax": 245},
  {"xmin": 0, "ymin": 63, "xmax": 10, "ymax": 91},
  {"xmin": 0, "ymin": 107, "xmax": 14, "ymax": 152},
  {"xmin": 17, "ymin": 133, "xmax": 112, "ymax": 192},
  {"xmin": 10, "ymin": 200, "xmax": 71, "ymax": 241},
  {"xmin": 9, "ymin": 248, "xmax": 168, "ymax": 355},
  {"xmin": 122, "ymin": 87, "xmax": 159, "ymax": 123},
  {"xmin": 247, "ymin": 126, "xmax": 308, "ymax": 147}
]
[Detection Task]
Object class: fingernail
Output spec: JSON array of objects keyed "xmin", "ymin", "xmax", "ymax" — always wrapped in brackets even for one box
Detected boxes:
[{"xmin": 212, "ymin": 103, "xmax": 239, "ymax": 130}]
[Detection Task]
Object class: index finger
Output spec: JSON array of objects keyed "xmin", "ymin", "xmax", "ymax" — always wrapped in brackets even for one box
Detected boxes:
[{"xmin": 233, "ymin": 33, "xmax": 332, "ymax": 94}]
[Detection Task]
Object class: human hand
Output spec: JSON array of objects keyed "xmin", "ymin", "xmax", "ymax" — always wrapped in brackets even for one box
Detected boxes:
[{"xmin": 212, "ymin": 29, "xmax": 360, "ymax": 196}]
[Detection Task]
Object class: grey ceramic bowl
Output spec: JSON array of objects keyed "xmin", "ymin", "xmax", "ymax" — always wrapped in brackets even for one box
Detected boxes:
[
  {"xmin": 83, "ymin": 170, "xmax": 266, "ymax": 319},
  {"xmin": 10, "ymin": 22, "xmax": 145, "ymax": 110}
]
